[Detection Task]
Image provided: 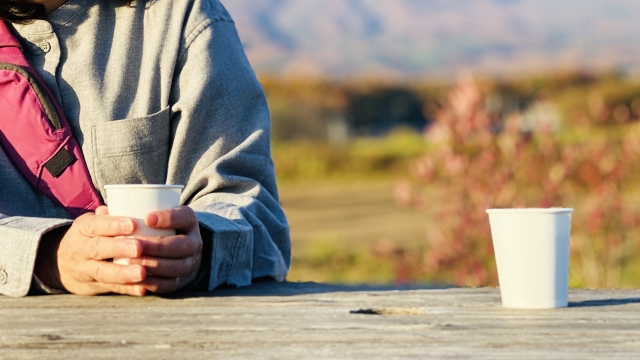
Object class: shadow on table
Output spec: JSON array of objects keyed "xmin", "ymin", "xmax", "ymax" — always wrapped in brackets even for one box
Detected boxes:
[
  {"xmin": 168, "ymin": 281, "xmax": 452, "ymax": 299},
  {"xmin": 569, "ymin": 298, "xmax": 640, "ymax": 307}
]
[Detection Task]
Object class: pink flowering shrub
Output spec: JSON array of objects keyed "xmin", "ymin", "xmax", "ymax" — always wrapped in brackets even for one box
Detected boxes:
[{"xmin": 404, "ymin": 77, "xmax": 640, "ymax": 287}]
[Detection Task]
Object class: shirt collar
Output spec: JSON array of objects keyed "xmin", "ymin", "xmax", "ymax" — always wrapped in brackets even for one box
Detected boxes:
[
  {"xmin": 10, "ymin": 0, "xmax": 95, "ymax": 35},
  {"xmin": 48, "ymin": 0, "xmax": 96, "ymax": 29}
]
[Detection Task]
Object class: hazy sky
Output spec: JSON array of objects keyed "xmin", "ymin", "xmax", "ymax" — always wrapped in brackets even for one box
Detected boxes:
[{"xmin": 223, "ymin": 0, "xmax": 640, "ymax": 80}]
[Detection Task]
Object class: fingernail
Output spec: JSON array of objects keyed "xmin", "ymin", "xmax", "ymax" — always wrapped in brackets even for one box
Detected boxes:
[
  {"xmin": 126, "ymin": 241, "xmax": 139, "ymax": 257},
  {"xmin": 120, "ymin": 219, "xmax": 134, "ymax": 233},
  {"xmin": 129, "ymin": 267, "xmax": 143, "ymax": 282},
  {"xmin": 126, "ymin": 257, "xmax": 143, "ymax": 265},
  {"xmin": 146, "ymin": 213, "xmax": 159, "ymax": 227}
]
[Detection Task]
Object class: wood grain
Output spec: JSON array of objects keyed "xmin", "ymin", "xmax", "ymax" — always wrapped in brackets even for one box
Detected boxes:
[{"xmin": 2, "ymin": 283, "xmax": 640, "ymax": 359}]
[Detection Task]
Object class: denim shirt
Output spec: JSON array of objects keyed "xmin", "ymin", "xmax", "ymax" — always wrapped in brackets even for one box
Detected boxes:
[{"xmin": 0, "ymin": 0, "xmax": 290, "ymax": 297}]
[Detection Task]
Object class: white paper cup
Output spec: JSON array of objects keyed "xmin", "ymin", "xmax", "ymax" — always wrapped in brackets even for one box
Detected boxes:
[
  {"xmin": 486, "ymin": 208, "xmax": 573, "ymax": 309},
  {"xmin": 105, "ymin": 184, "xmax": 184, "ymax": 265}
]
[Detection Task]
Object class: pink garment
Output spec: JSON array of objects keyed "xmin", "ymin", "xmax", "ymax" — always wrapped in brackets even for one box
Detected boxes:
[{"xmin": 0, "ymin": 21, "xmax": 102, "ymax": 217}]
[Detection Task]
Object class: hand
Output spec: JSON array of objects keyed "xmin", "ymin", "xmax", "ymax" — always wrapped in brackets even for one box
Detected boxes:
[
  {"xmin": 35, "ymin": 209, "xmax": 147, "ymax": 296},
  {"xmin": 100, "ymin": 206, "xmax": 203, "ymax": 293}
]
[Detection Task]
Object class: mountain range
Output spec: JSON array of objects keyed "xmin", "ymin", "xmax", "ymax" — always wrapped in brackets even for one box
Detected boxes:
[{"xmin": 222, "ymin": 0, "xmax": 640, "ymax": 81}]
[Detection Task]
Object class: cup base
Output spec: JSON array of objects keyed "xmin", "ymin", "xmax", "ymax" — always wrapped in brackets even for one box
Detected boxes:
[{"xmin": 501, "ymin": 301, "xmax": 568, "ymax": 309}]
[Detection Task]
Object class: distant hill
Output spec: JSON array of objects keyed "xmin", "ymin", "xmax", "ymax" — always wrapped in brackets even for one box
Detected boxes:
[{"xmin": 222, "ymin": 0, "xmax": 640, "ymax": 81}]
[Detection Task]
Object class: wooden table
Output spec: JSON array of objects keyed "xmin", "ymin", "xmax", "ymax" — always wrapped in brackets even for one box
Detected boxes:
[{"xmin": 2, "ymin": 282, "xmax": 640, "ymax": 359}]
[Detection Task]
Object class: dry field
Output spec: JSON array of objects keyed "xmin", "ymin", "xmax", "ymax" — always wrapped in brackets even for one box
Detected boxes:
[{"xmin": 278, "ymin": 180, "xmax": 431, "ymax": 283}]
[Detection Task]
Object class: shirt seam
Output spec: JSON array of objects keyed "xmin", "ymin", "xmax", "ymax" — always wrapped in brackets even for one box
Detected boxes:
[
  {"xmin": 226, "ymin": 231, "xmax": 244, "ymax": 284},
  {"xmin": 177, "ymin": 17, "xmax": 233, "ymax": 63},
  {"xmin": 51, "ymin": 0, "xmax": 97, "ymax": 29}
]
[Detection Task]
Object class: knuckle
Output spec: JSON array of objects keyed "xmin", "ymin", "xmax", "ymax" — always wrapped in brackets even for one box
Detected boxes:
[
  {"xmin": 110, "ymin": 284, "xmax": 128, "ymax": 295},
  {"xmin": 177, "ymin": 235, "xmax": 191, "ymax": 252},
  {"xmin": 91, "ymin": 237, "xmax": 101, "ymax": 259},
  {"xmin": 80, "ymin": 215, "xmax": 97, "ymax": 236},
  {"xmin": 154, "ymin": 278, "xmax": 179, "ymax": 294},
  {"xmin": 194, "ymin": 237, "xmax": 203, "ymax": 253},
  {"xmin": 186, "ymin": 235, "xmax": 198, "ymax": 249},
  {"xmin": 170, "ymin": 208, "xmax": 183, "ymax": 223},
  {"xmin": 118, "ymin": 240, "xmax": 129, "ymax": 257},
  {"xmin": 186, "ymin": 208, "xmax": 197, "ymax": 224},
  {"xmin": 76, "ymin": 213, "xmax": 92, "ymax": 223},
  {"xmin": 116, "ymin": 266, "xmax": 128, "ymax": 283},
  {"xmin": 181, "ymin": 259, "xmax": 192, "ymax": 276},
  {"xmin": 182, "ymin": 241, "xmax": 194, "ymax": 257},
  {"xmin": 94, "ymin": 265, "xmax": 104, "ymax": 282},
  {"xmin": 164, "ymin": 236, "xmax": 179, "ymax": 253},
  {"xmin": 167, "ymin": 278, "xmax": 180, "ymax": 293},
  {"xmin": 113, "ymin": 218, "xmax": 129, "ymax": 234},
  {"xmin": 174, "ymin": 207, "xmax": 195, "ymax": 226}
]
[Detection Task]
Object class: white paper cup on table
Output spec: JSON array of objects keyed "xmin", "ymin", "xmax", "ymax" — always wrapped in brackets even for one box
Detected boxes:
[
  {"xmin": 104, "ymin": 184, "xmax": 184, "ymax": 265},
  {"xmin": 486, "ymin": 208, "xmax": 573, "ymax": 309}
]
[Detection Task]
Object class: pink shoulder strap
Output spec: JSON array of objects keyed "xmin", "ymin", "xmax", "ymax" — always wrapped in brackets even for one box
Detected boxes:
[
  {"xmin": 0, "ymin": 21, "xmax": 103, "ymax": 217},
  {"xmin": 0, "ymin": 21, "xmax": 27, "ymax": 66},
  {"xmin": 0, "ymin": 21, "xmax": 21, "ymax": 48}
]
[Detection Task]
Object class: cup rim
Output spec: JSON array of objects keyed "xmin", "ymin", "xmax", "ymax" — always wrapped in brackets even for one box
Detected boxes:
[
  {"xmin": 486, "ymin": 208, "xmax": 573, "ymax": 214},
  {"xmin": 104, "ymin": 184, "xmax": 184, "ymax": 190}
]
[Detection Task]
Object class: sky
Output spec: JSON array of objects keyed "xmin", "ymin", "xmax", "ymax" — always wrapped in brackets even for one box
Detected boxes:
[{"xmin": 223, "ymin": 0, "xmax": 640, "ymax": 81}]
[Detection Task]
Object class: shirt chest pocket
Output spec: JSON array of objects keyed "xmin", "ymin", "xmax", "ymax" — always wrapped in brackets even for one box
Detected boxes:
[{"xmin": 91, "ymin": 107, "xmax": 172, "ymax": 196}]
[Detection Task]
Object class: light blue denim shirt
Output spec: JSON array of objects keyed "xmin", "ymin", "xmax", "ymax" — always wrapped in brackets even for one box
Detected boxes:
[{"xmin": 0, "ymin": 0, "xmax": 290, "ymax": 297}]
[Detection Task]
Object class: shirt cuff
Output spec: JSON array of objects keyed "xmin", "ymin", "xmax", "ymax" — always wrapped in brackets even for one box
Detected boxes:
[
  {"xmin": 30, "ymin": 273, "xmax": 68, "ymax": 295},
  {"xmin": 178, "ymin": 224, "xmax": 213, "ymax": 292}
]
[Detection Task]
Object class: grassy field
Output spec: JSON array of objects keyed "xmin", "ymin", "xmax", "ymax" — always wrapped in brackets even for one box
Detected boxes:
[
  {"xmin": 270, "ymin": 74, "xmax": 640, "ymax": 288},
  {"xmin": 273, "ymin": 131, "xmax": 447, "ymax": 285},
  {"xmin": 280, "ymin": 180, "xmax": 431, "ymax": 284}
]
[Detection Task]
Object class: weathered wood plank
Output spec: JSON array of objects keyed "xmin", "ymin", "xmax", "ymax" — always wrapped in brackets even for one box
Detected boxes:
[{"xmin": 2, "ymin": 283, "xmax": 640, "ymax": 359}]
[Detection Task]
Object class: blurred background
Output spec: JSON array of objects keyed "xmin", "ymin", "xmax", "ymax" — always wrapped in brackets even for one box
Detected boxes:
[{"xmin": 224, "ymin": 0, "xmax": 640, "ymax": 288}]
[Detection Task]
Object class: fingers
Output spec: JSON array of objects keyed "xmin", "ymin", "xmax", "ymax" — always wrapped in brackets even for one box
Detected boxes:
[
  {"xmin": 127, "ymin": 256, "xmax": 196, "ymax": 278},
  {"xmin": 95, "ymin": 206, "xmax": 109, "ymax": 215},
  {"xmin": 146, "ymin": 206, "xmax": 197, "ymax": 232},
  {"xmin": 70, "ymin": 281, "xmax": 146, "ymax": 296},
  {"xmin": 138, "ymin": 234, "xmax": 201, "ymax": 258},
  {"xmin": 84, "ymin": 237, "xmax": 143, "ymax": 260},
  {"xmin": 54, "ymin": 280, "xmax": 142, "ymax": 297},
  {"xmin": 98, "ymin": 283, "xmax": 147, "ymax": 297},
  {"xmin": 56, "ymin": 213, "xmax": 149, "ymax": 297},
  {"xmin": 140, "ymin": 276, "xmax": 182, "ymax": 294},
  {"xmin": 76, "ymin": 212, "xmax": 136, "ymax": 237},
  {"xmin": 140, "ymin": 256, "xmax": 201, "ymax": 293},
  {"xmin": 84, "ymin": 260, "xmax": 146, "ymax": 284},
  {"xmin": 59, "ymin": 261, "xmax": 147, "ymax": 296},
  {"xmin": 57, "ymin": 207, "xmax": 201, "ymax": 297}
]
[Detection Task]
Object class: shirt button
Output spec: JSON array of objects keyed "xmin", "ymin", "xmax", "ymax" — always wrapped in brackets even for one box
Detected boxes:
[
  {"xmin": 40, "ymin": 41, "xmax": 51, "ymax": 53},
  {"xmin": 0, "ymin": 268, "xmax": 7, "ymax": 284}
]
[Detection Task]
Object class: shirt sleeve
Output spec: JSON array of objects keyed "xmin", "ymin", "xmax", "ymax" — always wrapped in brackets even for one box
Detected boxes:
[
  {"xmin": 0, "ymin": 215, "xmax": 72, "ymax": 297},
  {"xmin": 167, "ymin": 15, "xmax": 291, "ymax": 290}
]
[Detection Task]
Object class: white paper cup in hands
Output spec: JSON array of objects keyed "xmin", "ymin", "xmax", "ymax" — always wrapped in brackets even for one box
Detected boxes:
[
  {"xmin": 486, "ymin": 208, "xmax": 573, "ymax": 309},
  {"xmin": 104, "ymin": 184, "xmax": 184, "ymax": 265}
]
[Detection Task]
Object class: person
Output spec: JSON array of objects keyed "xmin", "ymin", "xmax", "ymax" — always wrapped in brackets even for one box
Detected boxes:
[{"xmin": 0, "ymin": 0, "xmax": 290, "ymax": 297}]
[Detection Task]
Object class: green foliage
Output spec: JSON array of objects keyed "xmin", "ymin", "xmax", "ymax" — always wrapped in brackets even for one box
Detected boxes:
[
  {"xmin": 288, "ymin": 237, "xmax": 397, "ymax": 284},
  {"xmin": 272, "ymin": 128, "xmax": 425, "ymax": 183},
  {"xmin": 406, "ymin": 77, "xmax": 640, "ymax": 288},
  {"xmin": 288, "ymin": 235, "xmax": 456, "ymax": 286},
  {"xmin": 272, "ymin": 73, "xmax": 640, "ymax": 288}
]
